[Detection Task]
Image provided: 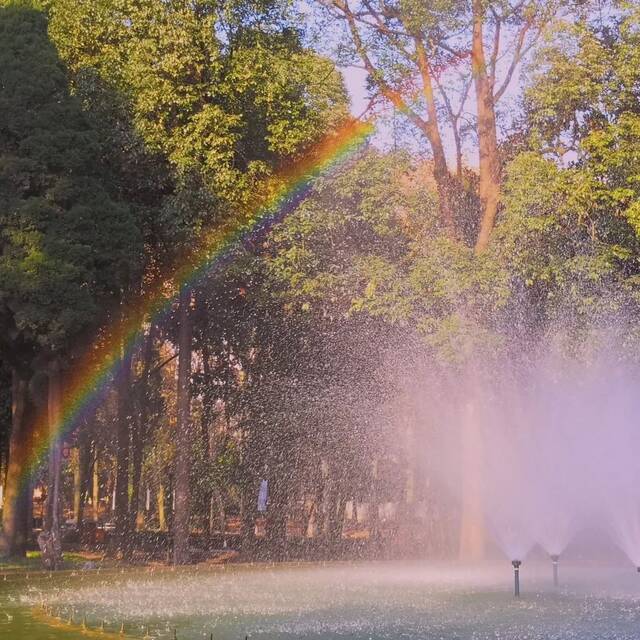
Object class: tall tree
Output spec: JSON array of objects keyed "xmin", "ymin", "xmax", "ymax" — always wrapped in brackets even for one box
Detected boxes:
[
  {"xmin": 316, "ymin": 0, "xmax": 555, "ymax": 250},
  {"xmin": 173, "ymin": 289, "xmax": 193, "ymax": 564},
  {"xmin": 44, "ymin": 0, "xmax": 349, "ymax": 563},
  {"xmin": 494, "ymin": 0, "xmax": 640, "ymax": 334},
  {"xmin": 0, "ymin": 3, "xmax": 140, "ymax": 557}
]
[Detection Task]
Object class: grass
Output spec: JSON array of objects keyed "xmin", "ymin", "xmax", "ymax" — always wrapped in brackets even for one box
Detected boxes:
[{"xmin": 0, "ymin": 550, "xmax": 113, "ymax": 573}]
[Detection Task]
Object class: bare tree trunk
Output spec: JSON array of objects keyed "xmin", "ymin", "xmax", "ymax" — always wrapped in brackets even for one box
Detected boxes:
[
  {"xmin": 340, "ymin": 3, "xmax": 457, "ymax": 236},
  {"xmin": 207, "ymin": 494, "xmax": 215, "ymax": 538},
  {"xmin": 72, "ymin": 448, "xmax": 81, "ymax": 526},
  {"xmin": 265, "ymin": 475, "xmax": 288, "ymax": 558},
  {"xmin": 369, "ymin": 459, "xmax": 380, "ymax": 544},
  {"xmin": 157, "ymin": 483, "xmax": 167, "ymax": 532},
  {"xmin": 401, "ymin": 402, "xmax": 417, "ymax": 520},
  {"xmin": 115, "ymin": 349, "xmax": 133, "ymax": 557},
  {"xmin": 472, "ymin": 0, "xmax": 501, "ymax": 253},
  {"xmin": 75, "ymin": 430, "xmax": 91, "ymax": 536},
  {"xmin": 414, "ymin": 38, "xmax": 457, "ymax": 237},
  {"xmin": 453, "ymin": 126, "xmax": 464, "ymax": 179},
  {"xmin": 136, "ymin": 485, "xmax": 147, "ymax": 532},
  {"xmin": 327, "ymin": 491, "xmax": 346, "ymax": 544},
  {"xmin": 173, "ymin": 287, "xmax": 193, "ymax": 564},
  {"xmin": 45, "ymin": 359, "xmax": 63, "ymax": 566},
  {"xmin": 214, "ymin": 485, "xmax": 225, "ymax": 536},
  {"xmin": 305, "ymin": 498, "xmax": 318, "ymax": 538},
  {"xmin": 317, "ymin": 458, "xmax": 328, "ymax": 538},
  {"xmin": 425, "ymin": 128, "xmax": 457, "ymax": 238},
  {"xmin": 240, "ymin": 480, "xmax": 257, "ymax": 552},
  {"xmin": 320, "ymin": 459, "xmax": 345, "ymax": 548},
  {"xmin": 130, "ymin": 326, "xmax": 155, "ymax": 536},
  {"xmin": 92, "ymin": 446, "xmax": 100, "ymax": 523},
  {"xmin": 0, "ymin": 370, "xmax": 33, "ymax": 557},
  {"xmin": 129, "ymin": 421, "xmax": 143, "ymax": 534}
]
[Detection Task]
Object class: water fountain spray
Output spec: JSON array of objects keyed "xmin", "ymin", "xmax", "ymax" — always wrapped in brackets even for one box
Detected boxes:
[
  {"xmin": 512, "ymin": 560, "xmax": 521, "ymax": 597},
  {"xmin": 551, "ymin": 554, "xmax": 559, "ymax": 587}
]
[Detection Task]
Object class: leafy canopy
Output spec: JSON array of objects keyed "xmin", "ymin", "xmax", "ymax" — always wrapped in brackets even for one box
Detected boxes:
[{"xmin": 0, "ymin": 5, "xmax": 140, "ymax": 357}]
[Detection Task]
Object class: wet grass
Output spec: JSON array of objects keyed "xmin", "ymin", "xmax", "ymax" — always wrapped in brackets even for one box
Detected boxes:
[
  {"xmin": 4, "ymin": 562, "xmax": 640, "ymax": 639},
  {"xmin": 0, "ymin": 550, "xmax": 117, "ymax": 573}
]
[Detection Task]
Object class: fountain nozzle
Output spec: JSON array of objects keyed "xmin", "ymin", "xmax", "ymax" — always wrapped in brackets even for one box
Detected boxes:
[
  {"xmin": 512, "ymin": 560, "xmax": 521, "ymax": 597},
  {"xmin": 636, "ymin": 566, "xmax": 640, "ymax": 573}
]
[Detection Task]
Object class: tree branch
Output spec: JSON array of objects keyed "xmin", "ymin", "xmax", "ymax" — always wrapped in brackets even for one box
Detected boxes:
[
  {"xmin": 493, "ymin": 19, "xmax": 535, "ymax": 102},
  {"xmin": 489, "ymin": 8, "xmax": 502, "ymax": 85},
  {"xmin": 331, "ymin": 0, "xmax": 428, "ymax": 131}
]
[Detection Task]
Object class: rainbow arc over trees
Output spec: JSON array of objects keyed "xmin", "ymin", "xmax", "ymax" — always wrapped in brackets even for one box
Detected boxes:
[{"xmin": 15, "ymin": 118, "xmax": 374, "ymax": 491}]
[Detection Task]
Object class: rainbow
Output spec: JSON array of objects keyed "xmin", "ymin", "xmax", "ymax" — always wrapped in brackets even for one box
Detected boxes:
[{"xmin": 13, "ymin": 118, "xmax": 374, "ymax": 495}]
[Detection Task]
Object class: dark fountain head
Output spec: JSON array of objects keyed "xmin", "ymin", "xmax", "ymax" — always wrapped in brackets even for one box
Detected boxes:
[
  {"xmin": 636, "ymin": 566, "xmax": 640, "ymax": 573},
  {"xmin": 512, "ymin": 560, "xmax": 521, "ymax": 597}
]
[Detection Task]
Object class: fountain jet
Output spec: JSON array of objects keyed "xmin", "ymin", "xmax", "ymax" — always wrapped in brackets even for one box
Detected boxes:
[
  {"xmin": 551, "ymin": 554, "xmax": 559, "ymax": 587},
  {"xmin": 512, "ymin": 560, "xmax": 521, "ymax": 597}
]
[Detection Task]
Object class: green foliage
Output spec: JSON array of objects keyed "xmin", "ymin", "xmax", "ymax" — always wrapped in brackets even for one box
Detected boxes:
[
  {"xmin": 45, "ymin": 0, "xmax": 349, "ymax": 248},
  {"xmin": 500, "ymin": 2, "xmax": 640, "ymax": 343},
  {"xmin": 269, "ymin": 150, "xmax": 425, "ymax": 311},
  {"xmin": 268, "ymin": 149, "xmax": 513, "ymax": 361},
  {"xmin": 526, "ymin": 5, "xmax": 640, "ymax": 236},
  {"xmin": 0, "ymin": 4, "xmax": 140, "ymax": 355}
]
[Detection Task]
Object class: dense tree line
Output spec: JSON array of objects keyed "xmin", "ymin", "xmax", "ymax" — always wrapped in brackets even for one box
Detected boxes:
[{"xmin": 1, "ymin": 0, "xmax": 639, "ymax": 564}]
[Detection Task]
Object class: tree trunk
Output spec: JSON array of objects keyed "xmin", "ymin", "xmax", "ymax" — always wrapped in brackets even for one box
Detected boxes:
[
  {"xmin": 207, "ymin": 494, "xmax": 215, "ymax": 538},
  {"xmin": 130, "ymin": 325, "xmax": 155, "ymax": 535},
  {"xmin": 472, "ymin": 0, "xmax": 501, "ymax": 253},
  {"xmin": 401, "ymin": 403, "xmax": 417, "ymax": 519},
  {"xmin": 45, "ymin": 359, "xmax": 63, "ymax": 556},
  {"xmin": 265, "ymin": 474, "xmax": 288, "ymax": 558},
  {"xmin": 317, "ymin": 458, "xmax": 328, "ymax": 538},
  {"xmin": 414, "ymin": 43, "xmax": 457, "ymax": 237},
  {"xmin": 327, "ymin": 491, "xmax": 346, "ymax": 544},
  {"xmin": 129, "ymin": 419, "xmax": 143, "ymax": 536},
  {"xmin": 137, "ymin": 485, "xmax": 148, "ymax": 532},
  {"xmin": 368, "ymin": 459, "xmax": 380, "ymax": 548},
  {"xmin": 173, "ymin": 287, "xmax": 193, "ymax": 564},
  {"xmin": 320, "ymin": 459, "xmax": 345, "ymax": 548},
  {"xmin": 157, "ymin": 483, "xmax": 167, "ymax": 532},
  {"xmin": 92, "ymin": 446, "xmax": 100, "ymax": 523},
  {"xmin": 214, "ymin": 485, "xmax": 225, "ymax": 536},
  {"xmin": 305, "ymin": 497, "xmax": 318, "ymax": 538},
  {"xmin": 428, "ymin": 135, "xmax": 457, "ymax": 239},
  {"xmin": 240, "ymin": 480, "xmax": 257, "ymax": 552},
  {"xmin": 75, "ymin": 430, "xmax": 91, "ymax": 535},
  {"xmin": 0, "ymin": 370, "xmax": 34, "ymax": 558},
  {"xmin": 115, "ymin": 349, "xmax": 133, "ymax": 557},
  {"xmin": 25, "ymin": 475, "xmax": 34, "ymax": 542},
  {"xmin": 72, "ymin": 447, "xmax": 81, "ymax": 526}
]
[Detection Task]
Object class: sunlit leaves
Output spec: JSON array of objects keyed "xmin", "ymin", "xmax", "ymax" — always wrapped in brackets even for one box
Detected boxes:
[{"xmin": 0, "ymin": 5, "xmax": 140, "ymax": 353}]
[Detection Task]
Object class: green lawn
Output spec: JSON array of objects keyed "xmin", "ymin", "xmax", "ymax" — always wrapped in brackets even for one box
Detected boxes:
[{"xmin": 0, "ymin": 551, "xmax": 114, "ymax": 573}]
